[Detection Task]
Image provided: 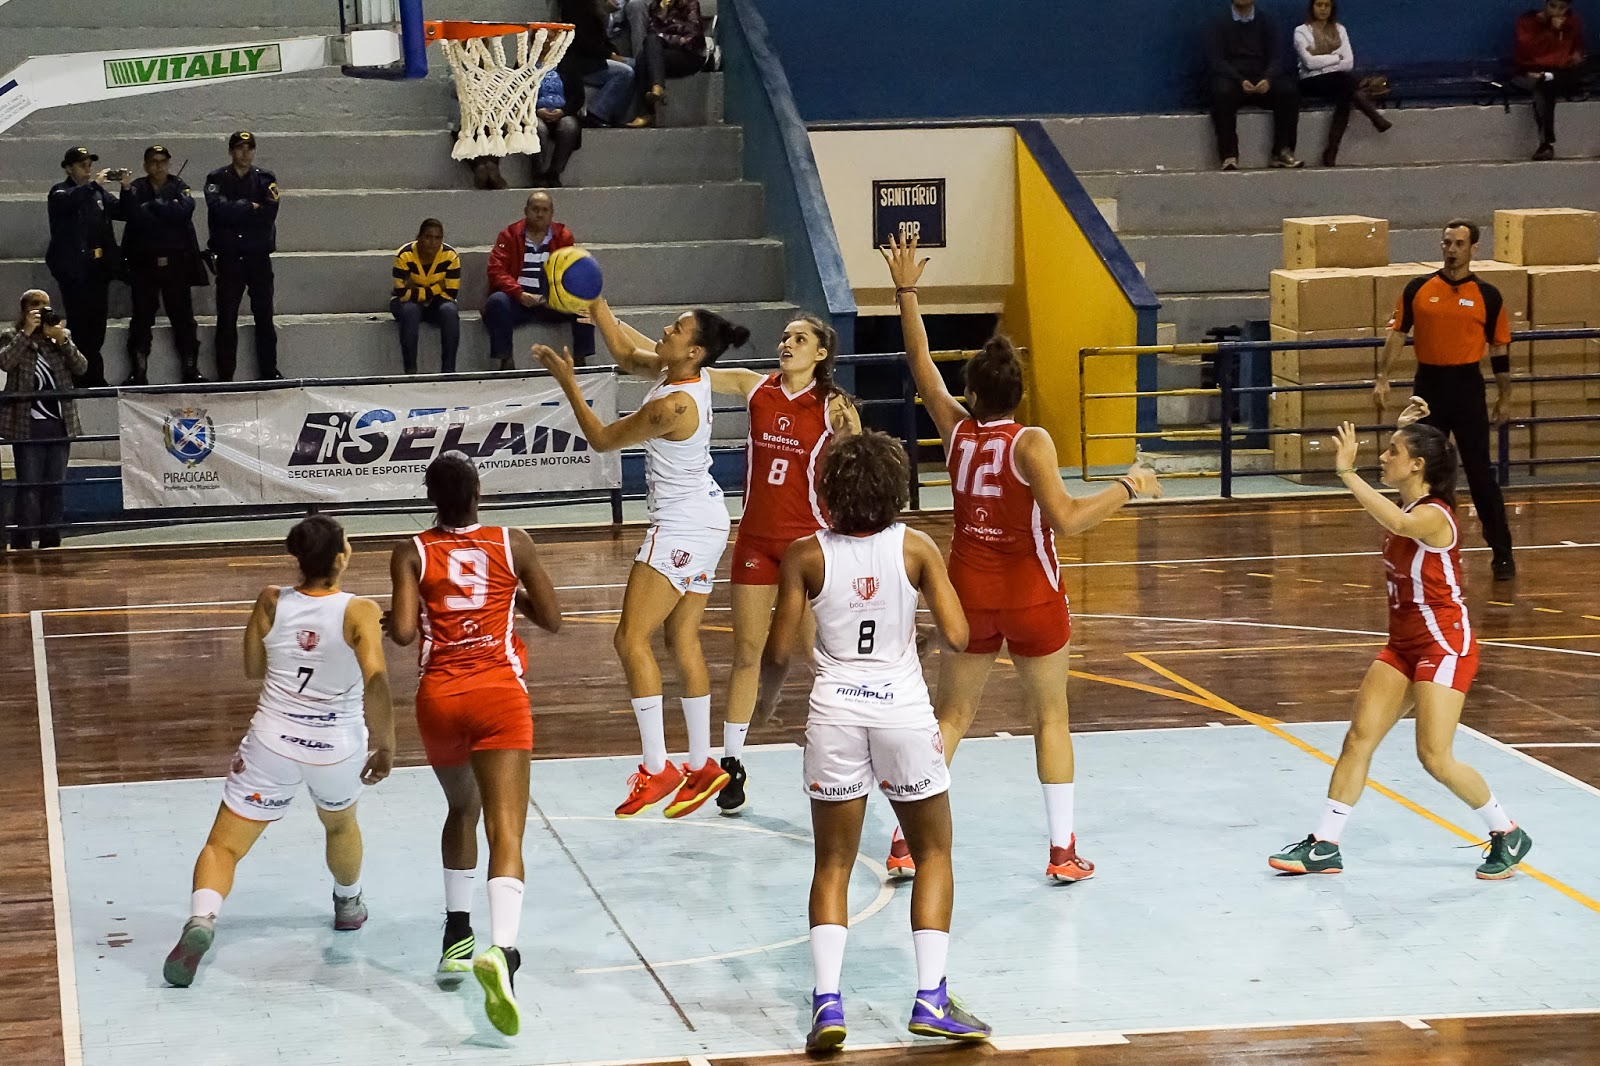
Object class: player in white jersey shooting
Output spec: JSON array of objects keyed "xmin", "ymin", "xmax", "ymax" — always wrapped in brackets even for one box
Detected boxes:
[
  {"xmin": 756, "ymin": 431, "xmax": 991, "ymax": 1051},
  {"xmin": 535, "ymin": 300, "xmax": 751, "ymax": 820},
  {"xmin": 162, "ymin": 516, "xmax": 395, "ymax": 988}
]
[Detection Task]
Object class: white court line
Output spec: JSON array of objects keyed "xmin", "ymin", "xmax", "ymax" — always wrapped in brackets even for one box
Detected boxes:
[
  {"xmin": 1399, "ymin": 1017, "xmax": 1433, "ymax": 1030},
  {"xmin": 1512, "ymin": 742, "xmax": 1600, "ymax": 749},
  {"xmin": 1080, "ymin": 613, "xmax": 1600, "ymax": 658},
  {"xmin": 1058, "ymin": 539, "xmax": 1600, "ymax": 569},
  {"xmin": 31, "ymin": 612, "xmax": 84, "ymax": 1066},
  {"xmin": 1459, "ymin": 725, "xmax": 1600, "ymax": 802}
]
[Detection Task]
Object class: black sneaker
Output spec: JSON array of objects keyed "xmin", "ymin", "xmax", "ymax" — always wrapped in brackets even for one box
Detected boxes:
[
  {"xmin": 1532, "ymin": 143, "xmax": 1555, "ymax": 161},
  {"xmin": 1493, "ymin": 555, "xmax": 1517, "ymax": 581},
  {"xmin": 716, "ymin": 756, "xmax": 747, "ymax": 815}
]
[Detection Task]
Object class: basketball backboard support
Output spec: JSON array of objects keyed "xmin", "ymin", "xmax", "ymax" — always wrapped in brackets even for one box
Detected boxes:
[{"xmin": 337, "ymin": 0, "xmax": 428, "ymax": 79}]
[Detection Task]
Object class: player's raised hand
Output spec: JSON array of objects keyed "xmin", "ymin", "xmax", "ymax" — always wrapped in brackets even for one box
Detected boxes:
[
  {"xmin": 880, "ymin": 232, "xmax": 929, "ymax": 290},
  {"xmin": 532, "ymin": 343, "xmax": 576, "ymax": 383},
  {"xmin": 1124, "ymin": 461, "xmax": 1162, "ymax": 499},
  {"xmin": 1396, "ymin": 395, "xmax": 1431, "ymax": 429},
  {"xmin": 1333, "ymin": 421, "xmax": 1361, "ymax": 472}
]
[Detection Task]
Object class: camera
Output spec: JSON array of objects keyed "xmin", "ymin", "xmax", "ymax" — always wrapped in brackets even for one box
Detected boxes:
[
  {"xmin": 106, "ymin": 167, "xmax": 131, "ymax": 181},
  {"xmin": 38, "ymin": 306, "xmax": 62, "ymax": 327}
]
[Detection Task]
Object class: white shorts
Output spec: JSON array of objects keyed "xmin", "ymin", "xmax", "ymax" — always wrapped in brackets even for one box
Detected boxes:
[
  {"xmin": 802, "ymin": 720, "xmax": 951, "ymax": 803},
  {"xmin": 221, "ymin": 729, "xmax": 365, "ymax": 823},
  {"xmin": 635, "ymin": 523, "xmax": 728, "ymax": 596}
]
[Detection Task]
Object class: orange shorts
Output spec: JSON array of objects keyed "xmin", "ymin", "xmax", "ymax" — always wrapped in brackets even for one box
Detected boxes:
[
  {"xmin": 1376, "ymin": 637, "xmax": 1479, "ymax": 694},
  {"xmin": 416, "ymin": 676, "xmax": 532, "ymax": 767},
  {"xmin": 963, "ymin": 595, "xmax": 1072, "ymax": 658},
  {"xmin": 731, "ymin": 531, "xmax": 796, "ymax": 586}
]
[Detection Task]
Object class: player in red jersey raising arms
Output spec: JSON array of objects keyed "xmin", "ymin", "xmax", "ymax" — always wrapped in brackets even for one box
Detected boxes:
[
  {"xmin": 163, "ymin": 516, "xmax": 394, "ymax": 988},
  {"xmin": 1269, "ymin": 404, "xmax": 1532, "ymax": 880},
  {"xmin": 701, "ymin": 314, "xmax": 860, "ymax": 814},
  {"xmin": 387, "ymin": 452, "xmax": 563, "ymax": 1036},
  {"xmin": 536, "ymin": 298, "xmax": 750, "ymax": 820},
  {"xmin": 882, "ymin": 234, "xmax": 1160, "ymax": 883}
]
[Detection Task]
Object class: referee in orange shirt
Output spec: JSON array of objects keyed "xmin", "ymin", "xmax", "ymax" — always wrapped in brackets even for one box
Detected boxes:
[{"xmin": 1376, "ymin": 219, "xmax": 1515, "ymax": 580}]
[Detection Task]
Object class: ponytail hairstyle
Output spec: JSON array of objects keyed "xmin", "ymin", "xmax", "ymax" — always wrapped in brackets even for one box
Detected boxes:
[
  {"xmin": 792, "ymin": 313, "xmax": 842, "ymax": 398},
  {"xmin": 285, "ymin": 515, "xmax": 347, "ymax": 583},
  {"xmin": 963, "ymin": 335, "xmax": 1025, "ymax": 419},
  {"xmin": 690, "ymin": 309, "xmax": 752, "ymax": 366},
  {"xmin": 819, "ymin": 430, "xmax": 910, "ymax": 535},
  {"xmin": 1396, "ymin": 423, "xmax": 1459, "ymax": 510},
  {"xmin": 425, "ymin": 450, "xmax": 480, "ymax": 528}
]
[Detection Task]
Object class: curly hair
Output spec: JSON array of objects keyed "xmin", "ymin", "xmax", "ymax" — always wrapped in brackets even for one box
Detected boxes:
[
  {"xmin": 964, "ymin": 335, "xmax": 1024, "ymax": 418},
  {"xmin": 425, "ymin": 451, "xmax": 480, "ymax": 528},
  {"xmin": 819, "ymin": 430, "xmax": 910, "ymax": 535}
]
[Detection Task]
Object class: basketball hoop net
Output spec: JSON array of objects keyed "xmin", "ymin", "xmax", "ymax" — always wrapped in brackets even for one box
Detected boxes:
[{"xmin": 427, "ymin": 20, "xmax": 575, "ymax": 160}]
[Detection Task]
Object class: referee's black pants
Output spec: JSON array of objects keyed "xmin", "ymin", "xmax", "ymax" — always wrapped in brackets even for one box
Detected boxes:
[{"xmin": 1413, "ymin": 363, "xmax": 1513, "ymax": 562}]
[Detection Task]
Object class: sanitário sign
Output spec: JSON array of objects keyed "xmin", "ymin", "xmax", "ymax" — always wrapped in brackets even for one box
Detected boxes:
[{"xmin": 103, "ymin": 46, "xmax": 283, "ymax": 89}]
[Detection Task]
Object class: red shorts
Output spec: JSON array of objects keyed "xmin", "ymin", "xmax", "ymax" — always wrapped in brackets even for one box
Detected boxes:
[
  {"xmin": 963, "ymin": 594, "xmax": 1072, "ymax": 658},
  {"xmin": 1376, "ymin": 636, "xmax": 1479, "ymax": 694},
  {"xmin": 731, "ymin": 531, "xmax": 799, "ymax": 586},
  {"xmin": 415, "ymin": 674, "xmax": 532, "ymax": 767}
]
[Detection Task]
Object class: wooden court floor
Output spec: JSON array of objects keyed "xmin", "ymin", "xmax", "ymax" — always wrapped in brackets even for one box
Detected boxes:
[{"xmin": 3, "ymin": 488, "xmax": 1599, "ymax": 1065}]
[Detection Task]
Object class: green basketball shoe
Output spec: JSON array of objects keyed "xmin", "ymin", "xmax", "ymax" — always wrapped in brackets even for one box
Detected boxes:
[
  {"xmin": 1268, "ymin": 834, "xmax": 1344, "ymax": 875},
  {"xmin": 1476, "ymin": 825, "xmax": 1532, "ymax": 880}
]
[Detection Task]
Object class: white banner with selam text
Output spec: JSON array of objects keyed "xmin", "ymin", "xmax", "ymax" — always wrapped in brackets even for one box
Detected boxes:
[{"xmin": 118, "ymin": 374, "xmax": 620, "ymax": 509}]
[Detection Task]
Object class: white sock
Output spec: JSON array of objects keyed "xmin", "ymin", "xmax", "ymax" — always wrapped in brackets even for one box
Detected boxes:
[
  {"xmin": 1314, "ymin": 798, "xmax": 1355, "ymax": 843},
  {"xmin": 1041, "ymin": 782, "xmax": 1075, "ymax": 848},
  {"xmin": 632, "ymin": 695, "xmax": 668, "ymax": 774},
  {"xmin": 190, "ymin": 888, "xmax": 224, "ymax": 920},
  {"xmin": 809, "ymin": 924, "xmax": 848, "ymax": 995},
  {"xmin": 444, "ymin": 868, "xmax": 476, "ymax": 913},
  {"xmin": 1474, "ymin": 794, "xmax": 1515, "ymax": 834},
  {"xmin": 911, "ymin": 928, "xmax": 949, "ymax": 991},
  {"xmin": 723, "ymin": 721, "xmax": 750, "ymax": 761},
  {"xmin": 682, "ymin": 694, "xmax": 712, "ymax": 768},
  {"xmin": 332, "ymin": 880, "xmax": 361, "ymax": 899},
  {"xmin": 486, "ymin": 876, "xmax": 524, "ymax": 949}
]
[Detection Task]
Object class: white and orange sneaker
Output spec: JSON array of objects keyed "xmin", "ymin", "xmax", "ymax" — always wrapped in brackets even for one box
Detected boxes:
[
  {"xmin": 664, "ymin": 758, "xmax": 730, "ymax": 818},
  {"xmin": 1046, "ymin": 836, "xmax": 1095, "ymax": 883},
  {"xmin": 886, "ymin": 827, "xmax": 916, "ymax": 879},
  {"xmin": 615, "ymin": 762, "xmax": 687, "ymax": 818}
]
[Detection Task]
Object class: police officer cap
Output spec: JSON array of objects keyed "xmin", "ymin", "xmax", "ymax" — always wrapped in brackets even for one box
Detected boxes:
[
  {"xmin": 228, "ymin": 131, "xmax": 256, "ymax": 149},
  {"xmin": 144, "ymin": 145, "xmax": 172, "ymax": 162},
  {"xmin": 60, "ymin": 146, "xmax": 98, "ymax": 166}
]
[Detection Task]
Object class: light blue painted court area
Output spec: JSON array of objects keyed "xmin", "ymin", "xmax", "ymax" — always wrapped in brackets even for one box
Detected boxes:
[{"xmin": 61, "ymin": 724, "xmax": 1600, "ymax": 1065}]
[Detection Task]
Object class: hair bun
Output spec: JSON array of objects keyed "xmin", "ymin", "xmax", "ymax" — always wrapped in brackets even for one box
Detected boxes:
[
  {"xmin": 727, "ymin": 323, "xmax": 752, "ymax": 349},
  {"xmin": 982, "ymin": 335, "xmax": 1017, "ymax": 363}
]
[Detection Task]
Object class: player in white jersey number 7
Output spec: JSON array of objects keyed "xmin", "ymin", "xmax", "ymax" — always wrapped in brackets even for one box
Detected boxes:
[
  {"xmin": 535, "ymin": 299, "xmax": 751, "ymax": 819},
  {"xmin": 757, "ymin": 431, "xmax": 991, "ymax": 1051}
]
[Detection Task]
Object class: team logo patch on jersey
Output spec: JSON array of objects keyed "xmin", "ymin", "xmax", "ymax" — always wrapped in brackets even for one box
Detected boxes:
[
  {"xmin": 163, "ymin": 407, "xmax": 216, "ymax": 466},
  {"xmin": 931, "ymin": 731, "xmax": 944, "ymax": 755},
  {"xmin": 295, "ymin": 629, "xmax": 320, "ymax": 652},
  {"xmin": 974, "ymin": 507, "xmax": 989, "ymax": 524},
  {"xmin": 777, "ymin": 415, "xmax": 793, "ymax": 432},
  {"xmin": 852, "ymin": 577, "xmax": 879, "ymax": 601},
  {"xmin": 671, "ymin": 549, "xmax": 691, "ymax": 568}
]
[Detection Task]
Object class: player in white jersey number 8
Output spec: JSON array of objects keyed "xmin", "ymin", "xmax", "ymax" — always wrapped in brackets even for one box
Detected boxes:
[
  {"xmin": 163, "ymin": 516, "xmax": 395, "ymax": 988},
  {"xmin": 757, "ymin": 431, "xmax": 991, "ymax": 1051}
]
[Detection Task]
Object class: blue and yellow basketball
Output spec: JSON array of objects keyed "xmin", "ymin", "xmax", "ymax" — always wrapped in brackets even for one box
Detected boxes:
[{"xmin": 546, "ymin": 246, "xmax": 604, "ymax": 315}]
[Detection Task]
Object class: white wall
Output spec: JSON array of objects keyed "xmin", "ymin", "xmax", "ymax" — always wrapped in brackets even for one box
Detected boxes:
[{"xmin": 808, "ymin": 128, "xmax": 1015, "ymax": 315}]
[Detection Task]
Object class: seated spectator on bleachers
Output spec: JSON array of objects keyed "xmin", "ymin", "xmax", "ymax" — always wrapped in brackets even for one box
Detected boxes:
[
  {"xmin": 1296, "ymin": 1, "xmax": 1392, "ymax": 167},
  {"xmin": 392, "ymin": 219, "xmax": 462, "ymax": 375},
  {"xmin": 1205, "ymin": 0, "xmax": 1303, "ymax": 171},
  {"xmin": 628, "ymin": 0, "xmax": 708, "ymax": 128},
  {"xmin": 482, "ymin": 191, "xmax": 597, "ymax": 371},
  {"xmin": 534, "ymin": 70, "xmax": 583, "ymax": 188},
  {"xmin": 1, "ymin": 290, "xmax": 87, "ymax": 551},
  {"xmin": 608, "ymin": 0, "xmax": 648, "ymax": 59},
  {"xmin": 1513, "ymin": 0, "xmax": 1587, "ymax": 161},
  {"xmin": 557, "ymin": 0, "xmax": 636, "ymax": 128}
]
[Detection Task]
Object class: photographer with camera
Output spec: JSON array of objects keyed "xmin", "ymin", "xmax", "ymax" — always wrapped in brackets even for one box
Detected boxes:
[
  {"xmin": 1, "ymin": 290, "xmax": 87, "ymax": 551},
  {"xmin": 46, "ymin": 146, "xmax": 128, "ymax": 388},
  {"xmin": 122, "ymin": 145, "xmax": 205, "ymax": 385}
]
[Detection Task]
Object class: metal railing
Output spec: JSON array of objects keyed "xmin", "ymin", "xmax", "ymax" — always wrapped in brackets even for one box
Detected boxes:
[{"xmin": 1081, "ymin": 328, "xmax": 1600, "ymax": 497}]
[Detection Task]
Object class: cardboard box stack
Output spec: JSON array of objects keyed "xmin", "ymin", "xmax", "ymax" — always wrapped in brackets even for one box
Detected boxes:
[{"xmin": 1283, "ymin": 215, "xmax": 1390, "ymax": 270}]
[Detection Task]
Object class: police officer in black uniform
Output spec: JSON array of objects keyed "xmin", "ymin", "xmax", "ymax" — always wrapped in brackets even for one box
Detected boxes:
[
  {"xmin": 205, "ymin": 131, "xmax": 280, "ymax": 381},
  {"xmin": 121, "ymin": 145, "xmax": 206, "ymax": 385},
  {"xmin": 46, "ymin": 146, "xmax": 127, "ymax": 387}
]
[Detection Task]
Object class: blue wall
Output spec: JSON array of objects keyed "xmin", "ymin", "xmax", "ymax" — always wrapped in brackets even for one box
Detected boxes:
[{"xmin": 756, "ymin": 0, "xmax": 1593, "ymax": 120}]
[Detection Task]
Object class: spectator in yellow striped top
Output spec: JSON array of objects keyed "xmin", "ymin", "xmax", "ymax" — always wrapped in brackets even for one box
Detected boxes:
[{"xmin": 391, "ymin": 219, "xmax": 461, "ymax": 374}]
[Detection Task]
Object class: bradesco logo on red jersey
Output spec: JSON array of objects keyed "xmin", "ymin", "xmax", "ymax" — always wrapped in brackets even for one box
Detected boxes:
[{"xmin": 284, "ymin": 403, "xmax": 594, "ymax": 481}]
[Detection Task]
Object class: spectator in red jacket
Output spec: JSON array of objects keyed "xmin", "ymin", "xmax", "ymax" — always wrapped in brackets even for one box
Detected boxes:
[
  {"xmin": 1513, "ymin": 0, "xmax": 1587, "ymax": 160},
  {"xmin": 482, "ymin": 191, "xmax": 596, "ymax": 370}
]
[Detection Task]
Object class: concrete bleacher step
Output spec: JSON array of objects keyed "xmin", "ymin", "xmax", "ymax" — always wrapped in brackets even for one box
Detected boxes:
[
  {"xmin": 1156, "ymin": 293, "xmax": 1270, "ymax": 342},
  {"xmin": 1087, "ymin": 158, "xmax": 1600, "ymax": 235},
  {"xmin": 0, "ymin": 237, "xmax": 787, "ymax": 316},
  {"xmin": 1048, "ymin": 102, "xmax": 1600, "ymax": 174},
  {"xmin": 0, "ymin": 181, "xmax": 765, "ymax": 254},
  {"xmin": 0, "ymin": 127, "xmax": 745, "ymax": 194},
  {"xmin": 11, "ymin": 72, "xmax": 725, "ymax": 135},
  {"xmin": 1125, "ymin": 227, "xmax": 1468, "ymax": 294}
]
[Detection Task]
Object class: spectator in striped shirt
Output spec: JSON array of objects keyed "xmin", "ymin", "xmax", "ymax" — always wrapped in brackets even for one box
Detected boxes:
[
  {"xmin": 392, "ymin": 219, "xmax": 462, "ymax": 374},
  {"xmin": 483, "ymin": 192, "xmax": 597, "ymax": 370}
]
